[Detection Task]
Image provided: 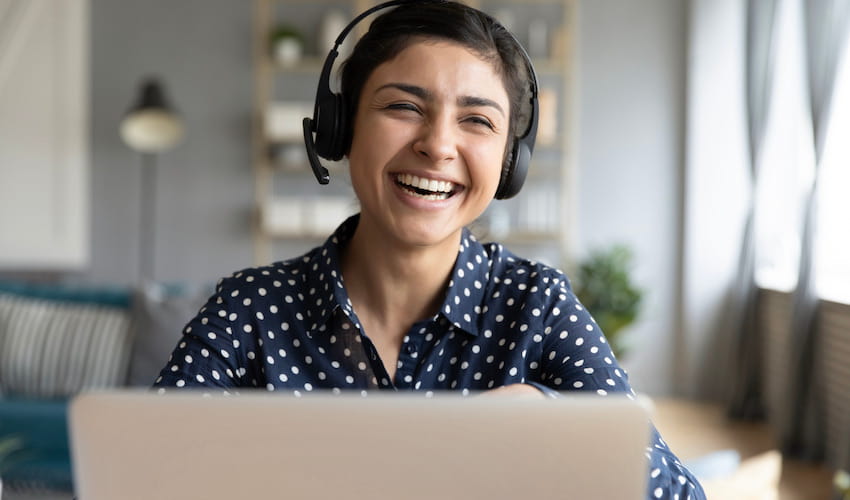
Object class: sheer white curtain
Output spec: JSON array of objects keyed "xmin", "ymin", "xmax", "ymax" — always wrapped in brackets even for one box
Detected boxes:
[
  {"xmin": 726, "ymin": 0, "xmax": 781, "ymax": 419},
  {"xmin": 753, "ymin": 0, "xmax": 813, "ymax": 294},
  {"xmin": 680, "ymin": 0, "xmax": 782, "ymax": 404},
  {"xmin": 680, "ymin": 0, "xmax": 750, "ymax": 399},
  {"xmin": 752, "ymin": 0, "xmax": 814, "ymax": 449},
  {"xmin": 815, "ymin": 50, "xmax": 850, "ymax": 303},
  {"xmin": 782, "ymin": 0, "xmax": 850, "ymax": 459},
  {"xmin": 813, "ymin": 46, "xmax": 850, "ymax": 469},
  {"xmin": 685, "ymin": 0, "xmax": 850, "ymax": 465}
]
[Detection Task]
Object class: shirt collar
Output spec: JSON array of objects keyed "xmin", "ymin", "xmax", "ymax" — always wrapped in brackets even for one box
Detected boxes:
[
  {"xmin": 303, "ymin": 214, "xmax": 491, "ymax": 338},
  {"xmin": 438, "ymin": 229, "xmax": 490, "ymax": 337},
  {"xmin": 301, "ymin": 214, "xmax": 358, "ymax": 331}
]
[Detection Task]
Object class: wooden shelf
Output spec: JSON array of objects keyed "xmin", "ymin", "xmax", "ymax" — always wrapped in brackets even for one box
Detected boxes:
[
  {"xmin": 271, "ymin": 58, "xmax": 325, "ymax": 74},
  {"xmin": 252, "ymin": 0, "xmax": 577, "ymax": 266}
]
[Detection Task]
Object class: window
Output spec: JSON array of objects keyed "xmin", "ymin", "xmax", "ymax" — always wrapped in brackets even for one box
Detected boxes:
[
  {"xmin": 815, "ymin": 39, "xmax": 850, "ymax": 304},
  {"xmin": 755, "ymin": 0, "xmax": 850, "ymax": 305},
  {"xmin": 754, "ymin": 0, "xmax": 814, "ymax": 292}
]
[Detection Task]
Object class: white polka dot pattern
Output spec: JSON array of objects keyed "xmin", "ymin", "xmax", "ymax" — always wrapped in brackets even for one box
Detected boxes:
[{"xmin": 153, "ymin": 215, "xmax": 705, "ymax": 500}]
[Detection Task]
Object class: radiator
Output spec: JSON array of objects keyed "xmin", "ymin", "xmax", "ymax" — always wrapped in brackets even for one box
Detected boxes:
[
  {"xmin": 758, "ymin": 288, "xmax": 793, "ymax": 433},
  {"xmin": 817, "ymin": 299, "xmax": 850, "ymax": 470}
]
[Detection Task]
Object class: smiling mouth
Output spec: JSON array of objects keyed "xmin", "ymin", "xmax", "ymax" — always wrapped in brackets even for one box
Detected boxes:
[{"xmin": 395, "ymin": 173, "xmax": 459, "ymax": 201}]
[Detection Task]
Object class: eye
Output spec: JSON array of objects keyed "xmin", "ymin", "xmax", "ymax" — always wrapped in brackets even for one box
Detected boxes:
[
  {"xmin": 464, "ymin": 115, "xmax": 495, "ymax": 130},
  {"xmin": 385, "ymin": 102, "xmax": 421, "ymax": 113}
]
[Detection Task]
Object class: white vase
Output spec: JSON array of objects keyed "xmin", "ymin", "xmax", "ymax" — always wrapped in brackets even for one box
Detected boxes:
[{"xmin": 274, "ymin": 38, "xmax": 302, "ymax": 67}]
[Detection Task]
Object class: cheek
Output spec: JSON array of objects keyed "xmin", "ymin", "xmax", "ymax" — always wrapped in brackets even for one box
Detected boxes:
[
  {"xmin": 346, "ymin": 124, "xmax": 394, "ymax": 198},
  {"xmin": 470, "ymin": 140, "xmax": 509, "ymax": 191},
  {"xmin": 348, "ymin": 112, "xmax": 397, "ymax": 162},
  {"xmin": 346, "ymin": 148, "xmax": 378, "ymax": 198},
  {"xmin": 347, "ymin": 120, "xmax": 378, "ymax": 177}
]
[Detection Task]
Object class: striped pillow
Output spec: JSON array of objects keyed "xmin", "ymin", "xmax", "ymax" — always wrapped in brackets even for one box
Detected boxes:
[{"xmin": 0, "ymin": 293, "xmax": 134, "ymax": 398}]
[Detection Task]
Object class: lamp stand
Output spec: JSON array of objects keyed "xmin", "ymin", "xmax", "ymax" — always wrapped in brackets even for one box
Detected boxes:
[{"xmin": 139, "ymin": 152, "xmax": 158, "ymax": 283}]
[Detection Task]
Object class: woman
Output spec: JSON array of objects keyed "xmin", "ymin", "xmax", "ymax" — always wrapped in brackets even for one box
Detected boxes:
[{"xmin": 155, "ymin": 2, "xmax": 705, "ymax": 499}]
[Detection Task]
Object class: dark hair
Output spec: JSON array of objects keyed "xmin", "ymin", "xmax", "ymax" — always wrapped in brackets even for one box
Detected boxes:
[{"xmin": 339, "ymin": 1, "xmax": 531, "ymax": 166}]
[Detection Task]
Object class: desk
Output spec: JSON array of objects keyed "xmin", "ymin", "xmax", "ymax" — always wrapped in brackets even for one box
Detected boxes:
[{"xmin": 652, "ymin": 398, "xmax": 834, "ymax": 500}]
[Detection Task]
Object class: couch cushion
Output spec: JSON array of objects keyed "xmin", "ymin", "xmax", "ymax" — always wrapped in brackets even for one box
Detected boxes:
[
  {"xmin": 127, "ymin": 283, "xmax": 211, "ymax": 386},
  {"xmin": 0, "ymin": 282, "xmax": 132, "ymax": 308},
  {"xmin": 0, "ymin": 284, "xmax": 134, "ymax": 398}
]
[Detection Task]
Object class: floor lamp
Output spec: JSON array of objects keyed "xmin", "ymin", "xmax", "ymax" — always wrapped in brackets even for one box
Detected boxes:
[{"xmin": 119, "ymin": 78, "xmax": 184, "ymax": 283}]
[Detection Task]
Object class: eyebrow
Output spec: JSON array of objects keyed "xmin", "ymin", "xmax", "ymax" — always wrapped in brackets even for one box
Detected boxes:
[{"xmin": 376, "ymin": 83, "xmax": 505, "ymax": 116}]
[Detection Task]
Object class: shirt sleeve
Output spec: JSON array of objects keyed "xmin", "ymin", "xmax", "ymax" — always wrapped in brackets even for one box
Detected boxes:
[
  {"xmin": 534, "ymin": 286, "xmax": 707, "ymax": 500},
  {"xmin": 152, "ymin": 276, "xmax": 253, "ymax": 390}
]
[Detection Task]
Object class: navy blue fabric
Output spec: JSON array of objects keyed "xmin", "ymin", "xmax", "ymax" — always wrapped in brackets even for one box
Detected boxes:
[{"xmin": 155, "ymin": 215, "xmax": 705, "ymax": 500}]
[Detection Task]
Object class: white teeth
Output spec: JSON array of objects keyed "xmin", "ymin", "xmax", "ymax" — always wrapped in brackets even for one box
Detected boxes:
[
  {"xmin": 415, "ymin": 192, "xmax": 450, "ymax": 201},
  {"xmin": 397, "ymin": 174, "xmax": 454, "ymax": 194},
  {"xmin": 396, "ymin": 173, "xmax": 455, "ymax": 201}
]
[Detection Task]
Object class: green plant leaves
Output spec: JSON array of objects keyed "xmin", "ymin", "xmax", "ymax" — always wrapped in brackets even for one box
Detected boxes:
[
  {"xmin": 574, "ymin": 244, "xmax": 644, "ymax": 359},
  {"xmin": 0, "ymin": 435, "xmax": 25, "ymax": 475}
]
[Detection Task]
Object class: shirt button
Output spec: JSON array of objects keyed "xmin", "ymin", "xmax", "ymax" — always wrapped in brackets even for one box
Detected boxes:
[{"xmin": 405, "ymin": 344, "xmax": 416, "ymax": 355}]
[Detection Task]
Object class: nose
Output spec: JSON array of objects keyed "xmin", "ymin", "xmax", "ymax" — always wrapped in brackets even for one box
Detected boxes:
[{"xmin": 413, "ymin": 115, "xmax": 457, "ymax": 163}]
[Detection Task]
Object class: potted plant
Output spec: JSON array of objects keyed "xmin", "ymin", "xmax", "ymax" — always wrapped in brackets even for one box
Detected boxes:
[
  {"xmin": 0, "ymin": 435, "xmax": 24, "ymax": 498},
  {"xmin": 269, "ymin": 24, "xmax": 305, "ymax": 68},
  {"xmin": 835, "ymin": 470, "xmax": 850, "ymax": 500},
  {"xmin": 574, "ymin": 244, "xmax": 644, "ymax": 359}
]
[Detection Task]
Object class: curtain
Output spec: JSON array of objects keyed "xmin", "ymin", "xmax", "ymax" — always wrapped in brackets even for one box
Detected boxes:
[
  {"xmin": 782, "ymin": 0, "xmax": 850, "ymax": 459},
  {"xmin": 681, "ymin": 0, "xmax": 751, "ymax": 401},
  {"xmin": 726, "ymin": 0, "xmax": 780, "ymax": 419}
]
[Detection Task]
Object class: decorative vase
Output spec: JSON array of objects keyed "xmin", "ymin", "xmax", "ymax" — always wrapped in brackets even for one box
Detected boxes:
[{"xmin": 273, "ymin": 37, "xmax": 302, "ymax": 67}]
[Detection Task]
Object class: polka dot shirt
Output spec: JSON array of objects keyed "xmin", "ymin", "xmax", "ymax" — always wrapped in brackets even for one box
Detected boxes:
[{"xmin": 154, "ymin": 215, "xmax": 705, "ymax": 500}]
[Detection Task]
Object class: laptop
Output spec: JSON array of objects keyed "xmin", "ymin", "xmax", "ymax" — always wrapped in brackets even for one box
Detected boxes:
[{"xmin": 69, "ymin": 390, "xmax": 652, "ymax": 500}]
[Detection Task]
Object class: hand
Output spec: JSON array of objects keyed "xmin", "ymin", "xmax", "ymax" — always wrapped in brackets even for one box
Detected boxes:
[{"xmin": 479, "ymin": 383, "xmax": 546, "ymax": 399}]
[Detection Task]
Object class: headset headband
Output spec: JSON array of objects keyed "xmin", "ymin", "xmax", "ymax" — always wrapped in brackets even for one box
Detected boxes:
[{"xmin": 302, "ymin": 0, "xmax": 538, "ymax": 200}]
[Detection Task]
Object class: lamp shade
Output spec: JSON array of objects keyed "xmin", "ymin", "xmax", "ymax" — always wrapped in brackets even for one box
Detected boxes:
[{"xmin": 120, "ymin": 79, "xmax": 184, "ymax": 153}]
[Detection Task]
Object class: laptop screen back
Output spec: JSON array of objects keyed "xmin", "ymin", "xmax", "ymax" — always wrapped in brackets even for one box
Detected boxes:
[{"xmin": 70, "ymin": 391, "xmax": 651, "ymax": 500}]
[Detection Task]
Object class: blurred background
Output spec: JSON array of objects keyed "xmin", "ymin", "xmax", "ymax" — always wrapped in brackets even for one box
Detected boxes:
[{"xmin": 0, "ymin": 0, "xmax": 848, "ymax": 498}]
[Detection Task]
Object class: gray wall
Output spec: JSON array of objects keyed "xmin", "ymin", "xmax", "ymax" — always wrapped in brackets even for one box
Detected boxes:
[
  {"xmin": 575, "ymin": 0, "xmax": 687, "ymax": 396},
  {"xmin": 85, "ymin": 0, "xmax": 254, "ymax": 285}
]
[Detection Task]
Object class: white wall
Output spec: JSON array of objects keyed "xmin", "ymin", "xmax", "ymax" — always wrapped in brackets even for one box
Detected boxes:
[
  {"xmin": 84, "ymin": 0, "xmax": 255, "ymax": 285},
  {"xmin": 576, "ymin": 0, "xmax": 688, "ymax": 396},
  {"xmin": 0, "ymin": 0, "xmax": 90, "ymax": 270}
]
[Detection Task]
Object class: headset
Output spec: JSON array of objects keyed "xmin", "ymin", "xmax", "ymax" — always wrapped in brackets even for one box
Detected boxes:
[{"xmin": 302, "ymin": 0, "xmax": 539, "ymax": 200}]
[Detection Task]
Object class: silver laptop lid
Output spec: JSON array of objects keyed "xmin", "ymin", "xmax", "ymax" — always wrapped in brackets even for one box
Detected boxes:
[{"xmin": 70, "ymin": 390, "xmax": 651, "ymax": 500}]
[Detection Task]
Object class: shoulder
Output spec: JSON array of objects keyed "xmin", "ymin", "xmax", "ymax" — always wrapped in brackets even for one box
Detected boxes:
[
  {"xmin": 213, "ymin": 250, "xmax": 320, "ymax": 302},
  {"xmin": 215, "ymin": 217, "xmax": 354, "ymax": 302},
  {"xmin": 481, "ymin": 241, "xmax": 574, "ymax": 294},
  {"xmin": 469, "ymin": 240, "xmax": 583, "ymax": 327}
]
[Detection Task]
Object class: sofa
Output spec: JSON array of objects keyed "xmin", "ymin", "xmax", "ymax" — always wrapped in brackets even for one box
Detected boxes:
[
  {"xmin": 0, "ymin": 281, "xmax": 210, "ymax": 496},
  {"xmin": 2, "ymin": 282, "xmax": 816, "ymax": 499}
]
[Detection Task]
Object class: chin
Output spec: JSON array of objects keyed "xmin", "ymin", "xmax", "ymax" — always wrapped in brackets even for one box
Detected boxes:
[{"xmin": 391, "ymin": 219, "xmax": 464, "ymax": 249}]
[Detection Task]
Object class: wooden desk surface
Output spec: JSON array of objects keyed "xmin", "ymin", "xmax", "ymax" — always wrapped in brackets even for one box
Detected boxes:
[{"xmin": 651, "ymin": 398, "xmax": 835, "ymax": 500}]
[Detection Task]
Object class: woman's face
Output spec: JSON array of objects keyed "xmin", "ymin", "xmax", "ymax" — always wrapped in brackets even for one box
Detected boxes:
[{"xmin": 347, "ymin": 39, "xmax": 510, "ymax": 251}]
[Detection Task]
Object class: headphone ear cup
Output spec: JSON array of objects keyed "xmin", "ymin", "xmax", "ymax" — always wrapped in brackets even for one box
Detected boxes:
[
  {"xmin": 495, "ymin": 139, "xmax": 530, "ymax": 200},
  {"xmin": 495, "ymin": 142, "xmax": 516, "ymax": 200},
  {"xmin": 329, "ymin": 94, "xmax": 349, "ymax": 161},
  {"xmin": 314, "ymin": 92, "xmax": 342, "ymax": 160}
]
